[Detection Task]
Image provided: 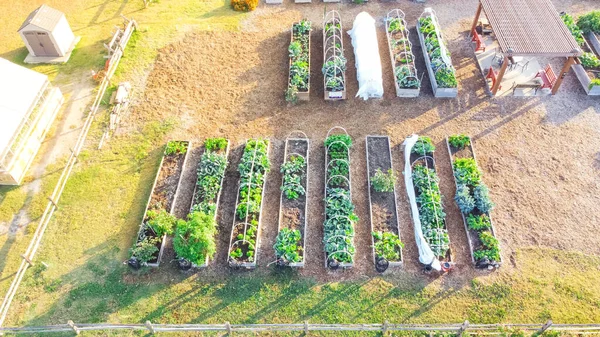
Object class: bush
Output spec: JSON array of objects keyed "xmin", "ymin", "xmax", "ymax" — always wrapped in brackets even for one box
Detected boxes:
[
  {"xmin": 577, "ymin": 11, "xmax": 600, "ymax": 34},
  {"xmin": 448, "ymin": 134, "xmax": 471, "ymax": 149},
  {"xmin": 371, "ymin": 168, "xmax": 396, "ymax": 193},
  {"xmin": 580, "ymin": 52, "xmax": 600, "ymax": 69},
  {"xmin": 455, "ymin": 184, "xmax": 475, "ymax": 214},
  {"xmin": 474, "ymin": 184, "xmax": 494, "ymax": 213},
  {"xmin": 231, "ymin": 0, "xmax": 258, "ymax": 12},
  {"xmin": 412, "ymin": 136, "xmax": 435, "ymax": 155},
  {"xmin": 173, "ymin": 211, "xmax": 218, "ymax": 265}
]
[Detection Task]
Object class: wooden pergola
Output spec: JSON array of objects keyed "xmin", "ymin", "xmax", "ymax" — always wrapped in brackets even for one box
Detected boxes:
[{"xmin": 471, "ymin": 0, "xmax": 583, "ymax": 95}]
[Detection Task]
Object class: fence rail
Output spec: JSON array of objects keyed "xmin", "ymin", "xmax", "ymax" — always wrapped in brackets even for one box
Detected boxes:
[{"xmin": 2, "ymin": 321, "xmax": 600, "ymax": 335}]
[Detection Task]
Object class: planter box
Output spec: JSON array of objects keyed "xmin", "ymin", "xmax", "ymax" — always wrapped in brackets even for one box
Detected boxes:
[
  {"xmin": 366, "ymin": 136, "xmax": 403, "ymax": 271},
  {"xmin": 288, "ymin": 22, "xmax": 311, "ymax": 102},
  {"xmin": 228, "ymin": 139, "xmax": 270, "ymax": 269},
  {"xmin": 446, "ymin": 137, "xmax": 502, "ymax": 270},
  {"xmin": 323, "ymin": 0, "xmax": 340, "ymax": 3},
  {"xmin": 295, "ymin": 0, "xmax": 311, "ymax": 3},
  {"xmin": 275, "ymin": 134, "xmax": 310, "ymax": 267},
  {"xmin": 185, "ymin": 139, "xmax": 230, "ymax": 269},
  {"xmin": 573, "ymin": 64, "xmax": 600, "ymax": 95},
  {"xmin": 385, "ymin": 10, "xmax": 420, "ymax": 98},
  {"xmin": 323, "ymin": 11, "xmax": 347, "ymax": 101},
  {"xmin": 266, "ymin": 0, "xmax": 282, "ymax": 3},
  {"xmin": 132, "ymin": 141, "xmax": 191, "ymax": 268},
  {"xmin": 417, "ymin": 12, "xmax": 458, "ymax": 98}
]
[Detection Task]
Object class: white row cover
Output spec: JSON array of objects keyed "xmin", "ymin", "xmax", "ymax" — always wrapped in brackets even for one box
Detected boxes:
[
  {"xmin": 347, "ymin": 12, "xmax": 384, "ymax": 100},
  {"xmin": 403, "ymin": 135, "xmax": 442, "ymax": 271}
]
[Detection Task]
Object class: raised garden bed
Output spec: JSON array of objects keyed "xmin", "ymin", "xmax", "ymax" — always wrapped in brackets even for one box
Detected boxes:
[
  {"xmin": 286, "ymin": 20, "xmax": 311, "ymax": 103},
  {"xmin": 265, "ymin": 0, "xmax": 282, "ymax": 4},
  {"xmin": 366, "ymin": 136, "xmax": 403, "ymax": 272},
  {"xmin": 385, "ymin": 9, "xmax": 421, "ymax": 97},
  {"xmin": 323, "ymin": 127, "xmax": 357, "ymax": 269},
  {"xmin": 417, "ymin": 9, "xmax": 458, "ymax": 98},
  {"xmin": 274, "ymin": 132, "xmax": 309, "ymax": 267},
  {"xmin": 403, "ymin": 136, "xmax": 452, "ymax": 269},
  {"xmin": 228, "ymin": 139, "xmax": 270, "ymax": 269},
  {"xmin": 446, "ymin": 135, "xmax": 501, "ymax": 270},
  {"xmin": 128, "ymin": 140, "xmax": 191, "ymax": 269},
  {"xmin": 562, "ymin": 13, "xmax": 600, "ymax": 95},
  {"xmin": 323, "ymin": 11, "xmax": 347, "ymax": 101},
  {"xmin": 175, "ymin": 138, "xmax": 230, "ymax": 270}
]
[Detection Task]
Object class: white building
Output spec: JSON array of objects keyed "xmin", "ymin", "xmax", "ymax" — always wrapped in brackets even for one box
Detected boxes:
[
  {"xmin": 0, "ymin": 58, "xmax": 64, "ymax": 185},
  {"xmin": 18, "ymin": 5, "xmax": 79, "ymax": 64}
]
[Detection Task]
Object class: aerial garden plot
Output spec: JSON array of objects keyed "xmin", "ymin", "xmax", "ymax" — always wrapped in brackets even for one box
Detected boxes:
[{"xmin": 562, "ymin": 11, "xmax": 600, "ymax": 95}]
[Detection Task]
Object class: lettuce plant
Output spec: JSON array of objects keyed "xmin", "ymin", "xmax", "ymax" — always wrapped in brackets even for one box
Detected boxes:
[
  {"xmin": 474, "ymin": 184, "xmax": 494, "ymax": 213},
  {"xmin": 455, "ymin": 184, "xmax": 475, "ymax": 214}
]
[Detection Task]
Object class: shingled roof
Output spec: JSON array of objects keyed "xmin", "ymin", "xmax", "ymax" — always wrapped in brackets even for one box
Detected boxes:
[{"xmin": 18, "ymin": 4, "xmax": 64, "ymax": 32}]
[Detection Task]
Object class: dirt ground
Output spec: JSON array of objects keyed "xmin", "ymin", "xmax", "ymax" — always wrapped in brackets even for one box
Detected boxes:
[{"xmin": 127, "ymin": 0, "xmax": 600, "ymax": 284}]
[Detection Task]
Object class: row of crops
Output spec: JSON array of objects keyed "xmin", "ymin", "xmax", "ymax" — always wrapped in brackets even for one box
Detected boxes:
[
  {"xmin": 128, "ymin": 132, "xmax": 499, "ymax": 272},
  {"xmin": 285, "ymin": 9, "xmax": 458, "ymax": 103}
]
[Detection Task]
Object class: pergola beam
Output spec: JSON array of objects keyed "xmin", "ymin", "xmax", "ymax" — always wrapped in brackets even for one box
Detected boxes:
[
  {"xmin": 551, "ymin": 56, "xmax": 575, "ymax": 95},
  {"xmin": 491, "ymin": 56, "xmax": 508, "ymax": 95},
  {"xmin": 470, "ymin": 2, "xmax": 483, "ymax": 37}
]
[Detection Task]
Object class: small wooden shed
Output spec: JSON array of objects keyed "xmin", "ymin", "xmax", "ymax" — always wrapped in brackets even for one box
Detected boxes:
[{"xmin": 18, "ymin": 5, "xmax": 78, "ymax": 63}]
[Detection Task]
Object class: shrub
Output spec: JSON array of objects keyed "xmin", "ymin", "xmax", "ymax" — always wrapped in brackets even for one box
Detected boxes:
[
  {"xmin": 448, "ymin": 134, "xmax": 471, "ymax": 149},
  {"xmin": 577, "ymin": 11, "xmax": 600, "ymax": 34},
  {"xmin": 371, "ymin": 168, "xmax": 396, "ymax": 193},
  {"xmin": 146, "ymin": 209, "xmax": 177, "ymax": 236},
  {"xmin": 130, "ymin": 237, "xmax": 160, "ymax": 264},
  {"xmin": 453, "ymin": 158, "xmax": 481, "ymax": 186},
  {"xmin": 580, "ymin": 52, "xmax": 600, "ymax": 69},
  {"xmin": 467, "ymin": 213, "xmax": 491, "ymax": 231},
  {"xmin": 474, "ymin": 184, "xmax": 494, "ymax": 213},
  {"xmin": 412, "ymin": 136, "xmax": 435, "ymax": 155},
  {"xmin": 231, "ymin": 0, "xmax": 257, "ymax": 12},
  {"xmin": 173, "ymin": 211, "xmax": 218, "ymax": 265},
  {"xmin": 455, "ymin": 184, "xmax": 475, "ymax": 214}
]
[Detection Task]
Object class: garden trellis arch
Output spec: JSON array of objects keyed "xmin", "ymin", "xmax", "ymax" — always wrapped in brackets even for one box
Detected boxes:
[
  {"xmin": 323, "ymin": 10, "xmax": 347, "ymax": 100},
  {"xmin": 385, "ymin": 9, "xmax": 421, "ymax": 97}
]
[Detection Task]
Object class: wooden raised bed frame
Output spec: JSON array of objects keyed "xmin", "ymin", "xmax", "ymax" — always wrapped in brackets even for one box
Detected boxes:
[
  {"xmin": 288, "ymin": 22, "xmax": 311, "ymax": 101},
  {"xmin": 323, "ymin": 11, "xmax": 346, "ymax": 101},
  {"xmin": 228, "ymin": 139, "xmax": 270, "ymax": 269},
  {"xmin": 366, "ymin": 136, "xmax": 403, "ymax": 270},
  {"xmin": 185, "ymin": 139, "xmax": 230, "ymax": 268},
  {"xmin": 134, "ymin": 140, "xmax": 191, "ymax": 268},
  {"xmin": 276, "ymin": 132, "xmax": 310, "ymax": 267},
  {"xmin": 417, "ymin": 10, "xmax": 458, "ymax": 98},
  {"xmin": 385, "ymin": 9, "xmax": 420, "ymax": 98},
  {"xmin": 573, "ymin": 32, "xmax": 600, "ymax": 96},
  {"xmin": 446, "ymin": 136, "xmax": 502, "ymax": 270}
]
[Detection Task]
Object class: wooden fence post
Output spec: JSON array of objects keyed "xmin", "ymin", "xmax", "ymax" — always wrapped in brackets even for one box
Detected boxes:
[
  {"xmin": 458, "ymin": 320, "xmax": 469, "ymax": 337},
  {"xmin": 382, "ymin": 320, "xmax": 388, "ymax": 335},
  {"xmin": 145, "ymin": 320, "xmax": 155, "ymax": 334},
  {"xmin": 67, "ymin": 320, "xmax": 79, "ymax": 335},
  {"xmin": 225, "ymin": 321, "xmax": 232, "ymax": 335},
  {"xmin": 304, "ymin": 321, "xmax": 309, "ymax": 335},
  {"xmin": 537, "ymin": 320, "xmax": 553, "ymax": 335}
]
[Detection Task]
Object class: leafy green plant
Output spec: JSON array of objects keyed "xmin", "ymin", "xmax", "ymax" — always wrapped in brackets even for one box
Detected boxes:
[
  {"xmin": 230, "ymin": 248, "xmax": 243, "ymax": 259},
  {"xmin": 373, "ymin": 231, "xmax": 404, "ymax": 261},
  {"xmin": 590, "ymin": 78, "xmax": 600, "ymax": 89},
  {"xmin": 293, "ymin": 20, "xmax": 311, "ymax": 35},
  {"xmin": 474, "ymin": 184, "xmax": 494, "ymax": 213},
  {"xmin": 288, "ymin": 41, "xmax": 302, "ymax": 59},
  {"xmin": 325, "ymin": 134, "xmax": 352, "ymax": 153},
  {"xmin": 435, "ymin": 66, "xmax": 457, "ymax": 88},
  {"xmin": 273, "ymin": 228, "xmax": 302, "ymax": 263},
  {"xmin": 474, "ymin": 231, "xmax": 500, "ymax": 262},
  {"xmin": 327, "ymin": 160, "xmax": 349, "ymax": 187},
  {"xmin": 412, "ymin": 136, "xmax": 435, "ymax": 155},
  {"xmin": 130, "ymin": 237, "xmax": 160, "ymax": 264},
  {"xmin": 455, "ymin": 183, "xmax": 475, "ymax": 214},
  {"xmin": 285, "ymin": 86, "xmax": 298, "ymax": 104},
  {"xmin": 388, "ymin": 18, "xmax": 404, "ymax": 33},
  {"xmin": 453, "ymin": 158, "xmax": 481, "ymax": 186},
  {"xmin": 165, "ymin": 141, "xmax": 187, "ymax": 155},
  {"xmin": 467, "ymin": 213, "xmax": 491, "ymax": 231},
  {"xmin": 577, "ymin": 11, "xmax": 600, "ymax": 34},
  {"xmin": 194, "ymin": 150, "xmax": 228, "ymax": 215},
  {"xmin": 561, "ymin": 13, "xmax": 585, "ymax": 46},
  {"xmin": 173, "ymin": 211, "xmax": 218, "ymax": 266},
  {"xmin": 371, "ymin": 169, "xmax": 396, "ymax": 193},
  {"xmin": 323, "ymin": 187, "xmax": 358, "ymax": 264},
  {"xmin": 205, "ymin": 138, "xmax": 227, "ymax": 152},
  {"xmin": 281, "ymin": 155, "xmax": 306, "ymax": 200},
  {"xmin": 146, "ymin": 209, "xmax": 177, "ymax": 237},
  {"xmin": 419, "ymin": 14, "xmax": 457, "ymax": 89},
  {"xmin": 448, "ymin": 134, "xmax": 470, "ymax": 149},
  {"xmin": 580, "ymin": 52, "xmax": 600, "ymax": 69},
  {"xmin": 395, "ymin": 66, "xmax": 420, "ymax": 89}
]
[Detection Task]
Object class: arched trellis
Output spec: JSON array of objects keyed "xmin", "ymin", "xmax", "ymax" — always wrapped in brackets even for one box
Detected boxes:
[
  {"xmin": 323, "ymin": 10, "xmax": 346, "ymax": 100},
  {"xmin": 419, "ymin": 9, "xmax": 456, "ymax": 82},
  {"xmin": 386, "ymin": 9, "xmax": 421, "ymax": 93}
]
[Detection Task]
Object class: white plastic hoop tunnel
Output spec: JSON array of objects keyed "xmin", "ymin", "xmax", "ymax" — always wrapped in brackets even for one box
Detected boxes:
[{"xmin": 347, "ymin": 12, "xmax": 384, "ymax": 100}]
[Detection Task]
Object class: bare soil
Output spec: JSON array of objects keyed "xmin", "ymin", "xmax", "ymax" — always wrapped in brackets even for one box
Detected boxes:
[
  {"xmin": 129, "ymin": 1, "xmax": 600, "ymax": 284},
  {"xmin": 149, "ymin": 150, "xmax": 187, "ymax": 213}
]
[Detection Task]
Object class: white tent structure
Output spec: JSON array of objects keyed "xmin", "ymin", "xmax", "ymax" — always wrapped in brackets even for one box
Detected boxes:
[
  {"xmin": 18, "ymin": 4, "xmax": 79, "ymax": 64},
  {"xmin": 0, "ymin": 58, "xmax": 64, "ymax": 185},
  {"xmin": 347, "ymin": 12, "xmax": 384, "ymax": 100}
]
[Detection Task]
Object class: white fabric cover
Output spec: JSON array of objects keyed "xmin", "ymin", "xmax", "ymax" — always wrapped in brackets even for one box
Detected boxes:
[
  {"xmin": 347, "ymin": 12, "xmax": 384, "ymax": 100},
  {"xmin": 403, "ymin": 135, "xmax": 442, "ymax": 271}
]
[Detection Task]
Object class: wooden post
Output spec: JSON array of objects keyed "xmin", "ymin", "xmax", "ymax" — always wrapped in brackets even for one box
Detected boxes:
[
  {"xmin": 470, "ymin": 2, "xmax": 483, "ymax": 37},
  {"xmin": 304, "ymin": 321, "xmax": 309, "ymax": 335},
  {"xmin": 458, "ymin": 320, "xmax": 469, "ymax": 337},
  {"xmin": 382, "ymin": 320, "xmax": 389, "ymax": 335},
  {"xmin": 145, "ymin": 321, "xmax": 155, "ymax": 334},
  {"xmin": 20, "ymin": 255, "xmax": 34, "ymax": 266},
  {"xmin": 551, "ymin": 57, "xmax": 575, "ymax": 95},
  {"xmin": 225, "ymin": 321, "xmax": 232, "ymax": 335},
  {"xmin": 491, "ymin": 56, "xmax": 508, "ymax": 95},
  {"xmin": 67, "ymin": 320, "xmax": 80, "ymax": 335},
  {"xmin": 538, "ymin": 320, "xmax": 553, "ymax": 334}
]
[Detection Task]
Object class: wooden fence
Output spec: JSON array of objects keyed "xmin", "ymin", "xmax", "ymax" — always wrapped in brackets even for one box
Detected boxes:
[{"xmin": 2, "ymin": 320, "xmax": 600, "ymax": 335}]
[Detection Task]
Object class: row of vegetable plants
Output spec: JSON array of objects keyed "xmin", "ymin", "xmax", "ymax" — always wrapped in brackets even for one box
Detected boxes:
[
  {"xmin": 323, "ymin": 127, "xmax": 357, "ymax": 269},
  {"xmin": 228, "ymin": 139, "xmax": 271, "ymax": 268},
  {"xmin": 274, "ymin": 133, "xmax": 310, "ymax": 267},
  {"xmin": 446, "ymin": 135, "xmax": 500, "ymax": 270},
  {"xmin": 322, "ymin": 10, "xmax": 347, "ymax": 100},
  {"xmin": 366, "ymin": 136, "xmax": 403, "ymax": 272},
  {"xmin": 561, "ymin": 11, "xmax": 600, "ymax": 95},
  {"xmin": 128, "ymin": 141, "xmax": 191, "ymax": 269},
  {"xmin": 406, "ymin": 136, "xmax": 452, "ymax": 268},
  {"xmin": 286, "ymin": 20, "xmax": 312, "ymax": 104},
  {"xmin": 175, "ymin": 138, "xmax": 230, "ymax": 270},
  {"xmin": 417, "ymin": 9, "xmax": 458, "ymax": 98},
  {"xmin": 385, "ymin": 9, "xmax": 421, "ymax": 97}
]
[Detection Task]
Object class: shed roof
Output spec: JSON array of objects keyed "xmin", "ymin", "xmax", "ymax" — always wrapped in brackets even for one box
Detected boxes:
[
  {"xmin": 18, "ymin": 4, "xmax": 64, "ymax": 32},
  {"xmin": 0, "ymin": 58, "xmax": 48, "ymax": 154},
  {"xmin": 480, "ymin": 0, "xmax": 582, "ymax": 57}
]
